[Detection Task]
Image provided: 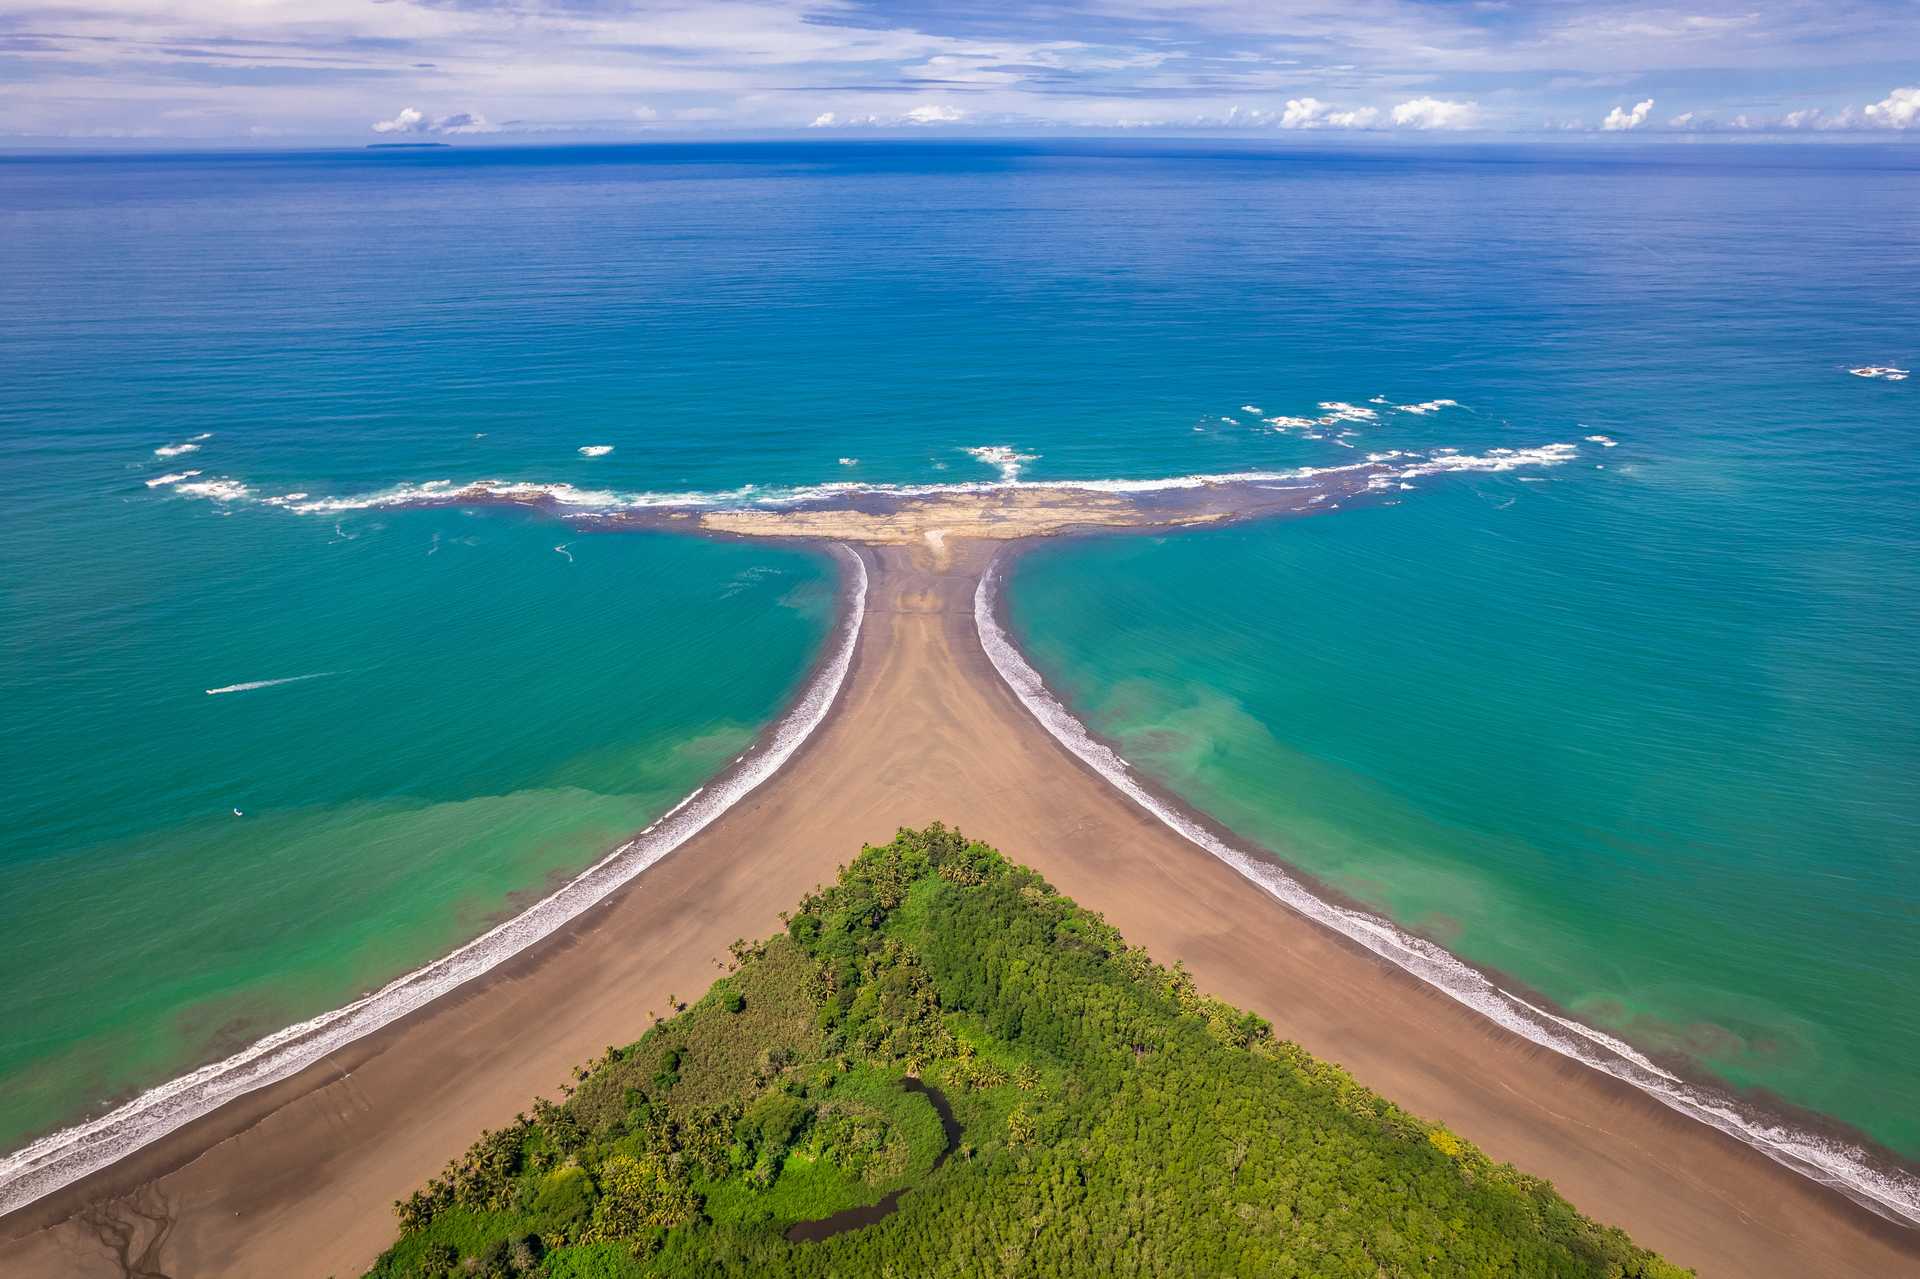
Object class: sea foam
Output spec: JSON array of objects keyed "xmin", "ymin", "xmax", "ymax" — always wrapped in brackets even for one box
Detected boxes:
[
  {"xmin": 168, "ymin": 444, "xmax": 1575, "ymax": 524},
  {"xmin": 0, "ymin": 546, "xmax": 868, "ymax": 1219},
  {"xmin": 173, "ymin": 478, "xmax": 251, "ymax": 502},
  {"xmin": 965, "ymin": 445, "xmax": 1039, "ymax": 483},
  {"xmin": 972, "ymin": 558, "xmax": 1920, "ymax": 1228}
]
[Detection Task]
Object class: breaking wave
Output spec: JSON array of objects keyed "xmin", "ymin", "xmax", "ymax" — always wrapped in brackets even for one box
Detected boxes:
[
  {"xmin": 964, "ymin": 445, "xmax": 1039, "ymax": 482},
  {"xmin": 142, "ymin": 443, "xmax": 1585, "ymax": 521},
  {"xmin": 0, "ymin": 546, "xmax": 868, "ymax": 1218},
  {"xmin": 973, "ymin": 555, "xmax": 1920, "ymax": 1229}
]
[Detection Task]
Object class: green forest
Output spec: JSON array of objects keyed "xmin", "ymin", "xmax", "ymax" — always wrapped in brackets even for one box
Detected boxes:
[{"xmin": 363, "ymin": 825, "xmax": 1688, "ymax": 1278}]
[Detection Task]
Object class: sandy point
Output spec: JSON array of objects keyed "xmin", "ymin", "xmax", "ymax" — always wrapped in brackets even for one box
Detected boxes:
[{"xmin": 2, "ymin": 533, "xmax": 1916, "ymax": 1279}]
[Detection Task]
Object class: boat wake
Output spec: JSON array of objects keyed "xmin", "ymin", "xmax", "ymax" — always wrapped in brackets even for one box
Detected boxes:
[
  {"xmin": 0, "ymin": 546, "xmax": 868, "ymax": 1219},
  {"xmin": 205, "ymin": 672, "xmax": 336, "ymax": 696},
  {"xmin": 972, "ymin": 552, "xmax": 1920, "ymax": 1229}
]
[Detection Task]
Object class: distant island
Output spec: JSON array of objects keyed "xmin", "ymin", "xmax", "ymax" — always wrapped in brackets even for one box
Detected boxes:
[{"xmin": 363, "ymin": 826, "xmax": 1685, "ymax": 1279}]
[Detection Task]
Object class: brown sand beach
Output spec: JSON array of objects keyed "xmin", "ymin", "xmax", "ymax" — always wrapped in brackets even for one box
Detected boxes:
[{"xmin": 3, "ymin": 500, "xmax": 1918, "ymax": 1277}]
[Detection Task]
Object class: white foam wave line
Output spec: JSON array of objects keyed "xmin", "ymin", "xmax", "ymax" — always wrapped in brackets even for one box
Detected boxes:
[
  {"xmin": 0, "ymin": 545, "xmax": 868, "ymax": 1219},
  {"xmin": 205, "ymin": 672, "xmax": 336, "ymax": 696},
  {"xmin": 244, "ymin": 448, "xmax": 1576, "ymax": 521},
  {"xmin": 972, "ymin": 556, "xmax": 1920, "ymax": 1228},
  {"xmin": 1496, "ymin": 988, "xmax": 1682, "ymax": 1084}
]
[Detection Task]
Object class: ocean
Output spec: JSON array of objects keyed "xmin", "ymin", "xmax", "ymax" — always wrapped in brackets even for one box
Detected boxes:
[{"xmin": 1, "ymin": 141, "xmax": 1915, "ymax": 1191}]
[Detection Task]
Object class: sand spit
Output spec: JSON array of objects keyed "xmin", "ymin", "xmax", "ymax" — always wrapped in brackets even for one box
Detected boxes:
[
  {"xmin": 10, "ymin": 450, "xmax": 1920, "ymax": 1277},
  {"xmin": 4, "ymin": 536, "xmax": 1916, "ymax": 1279}
]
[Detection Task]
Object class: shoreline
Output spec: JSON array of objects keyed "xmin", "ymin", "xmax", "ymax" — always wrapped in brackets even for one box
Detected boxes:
[
  {"xmin": 976, "ymin": 540, "xmax": 1920, "ymax": 1228},
  {"xmin": 0, "ymin": 543, "xmax": 868, "ymax": 1223},
  {"xmin": 2, "ymin": 528, "xmax": 1916, "ymax": 1277}
]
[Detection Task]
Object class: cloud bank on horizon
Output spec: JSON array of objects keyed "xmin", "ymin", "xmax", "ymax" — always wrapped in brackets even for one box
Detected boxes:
[{"xmin": 3, "ymin": 0, "xmax": 1918, "ymax": 143}]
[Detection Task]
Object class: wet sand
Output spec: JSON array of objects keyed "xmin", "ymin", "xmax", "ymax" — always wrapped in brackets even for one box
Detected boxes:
[{"xmin": 4, "ymin": 537, "xmax": 1916, "ymax": 1278}]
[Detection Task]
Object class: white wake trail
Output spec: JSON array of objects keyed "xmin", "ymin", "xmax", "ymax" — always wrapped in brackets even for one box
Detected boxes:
[{"xmin": 205, "ymin": 672, "xmax": 337, "ymax": 696}]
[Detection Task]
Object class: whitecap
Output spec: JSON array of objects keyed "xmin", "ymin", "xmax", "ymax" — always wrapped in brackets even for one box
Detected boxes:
[
  {"xmin": 1585, "ymin": 434, "xmax": 1618, "ymax": 448},
  {"xmin": 165, "ymin": 442, "xmax": 1579, "ymax": 520},
  {"xmin": 837, "ymin": 457, "xmax": 859, "ymax": 467},
  {"xmin": 578, "ymin": 445, "xmax": 614, "ymax": 458},
  {"xmin": 1393, "ymin": 443, "xmax": 1578, "ymax": 477},
  {"xmin": 154, "ymin": 442, "xmax": 201, "ymax": 459},
  {"xmin": 1848, "ymin": 366, "xmax": 1909, "ymax": 381},
  {"xmin": 1394, "ymin": 398, "xmax": 1460, "ymax": 415},
  {"xmin": 964, "ymin": 445, "xmax": 1038, "ymax": 483},
  {"xmin": 173, "ymin": 478, "xmax": 250, "ymax": 502},
  {"xmin": 145, "ymin": 470, "xmax": 201, "ymax": 488},
  {"xmin": 1316, "ymin": 401, "xmax": 1379, "ymax": 423},
  {"xmin": 1240, "ymin": 404, "xmax": 1262, "ymax": 414}
]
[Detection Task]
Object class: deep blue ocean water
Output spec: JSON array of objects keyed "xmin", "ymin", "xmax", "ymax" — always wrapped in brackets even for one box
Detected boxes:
[{"xmin": 1, "ymin": 142, "xmax": 1915, "ymax": 1169}]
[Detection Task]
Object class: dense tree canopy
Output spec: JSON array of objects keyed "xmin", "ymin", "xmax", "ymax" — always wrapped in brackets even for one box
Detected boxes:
[{"xmin": 365, "ymin": 826, "xmax": 1688, "ymax": 1279}]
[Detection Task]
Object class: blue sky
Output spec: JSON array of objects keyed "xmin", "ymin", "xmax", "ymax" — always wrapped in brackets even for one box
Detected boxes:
[{"xmin": 2, "ymin": 0, "xmax": 1916, "ymax": 143}]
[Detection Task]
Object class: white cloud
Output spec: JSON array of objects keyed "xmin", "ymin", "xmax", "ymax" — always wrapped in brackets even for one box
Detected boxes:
[
  {"xmin": 632, "ymin": 106, "xmax": 658, "ymax": 122},
  {"xmin": 1600, "ymin": 98, "xmax": 1653, "ymax": 130},
  {"xmin": 1280, "ymin": 97, "xmax": 1327, "ymax": 128},
  {"xmin": 1865, "ymin": 86, "xmax": 1920, "ymax": 129},
  {"xmin": 371, "ymin": 106, "xmax": 426, "ymax": 135},
  {"xmin": 434, "ymin": 112, "xmax": 497, "ymax": 135},
  {"xmin": 1270, "ymin": 99, "xmax": 1379, "ymax": 130},
  {"xmin": 371, "ymin": 106, "xmax": 496, "ymax": 135},
  {"xmin": 1327, "ymin": 107, "xmax": 1381, "ymax": 128},
  {"xmin": 808, "ymin": 103, "xmax": 968, "ymax": 128},
  {"xmin": 1668, "ymin": 111, "xmax": 1695, "ymax": 128},
  {"xmin": 1391, "ymin": 97, "xmax": 1478, "ymax": 130}
]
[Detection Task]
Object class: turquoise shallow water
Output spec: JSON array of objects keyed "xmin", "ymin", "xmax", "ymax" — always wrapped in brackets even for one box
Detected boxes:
[
  {"xmin": 1, "ymin": 142, "xmax": 1916, "ymax": 1174},
  {"xmin": 0, "ymin": 498, "xmax": 834, "ymax": 1148}
]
